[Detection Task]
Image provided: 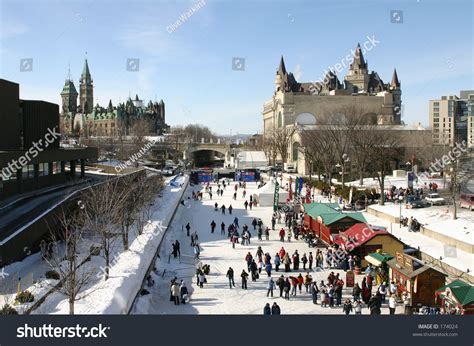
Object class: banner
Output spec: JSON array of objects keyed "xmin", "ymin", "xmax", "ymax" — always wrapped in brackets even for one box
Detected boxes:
[
  {"xmin": 407, "ymin": 172, "xmax": 414, "ymax": 189},
  {"xmin": 273, "ymin": 181, "xmax": 280, "ymax": 212}
]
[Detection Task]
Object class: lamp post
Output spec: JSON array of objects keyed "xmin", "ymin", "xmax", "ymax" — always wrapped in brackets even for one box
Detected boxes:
[
  {"xmin": 399, "ymin": 195, "xmax": 404, "ymax": 228},
  {"xmin": 335, "ymin": 153, "xmax": 350, "ymax": 187}
]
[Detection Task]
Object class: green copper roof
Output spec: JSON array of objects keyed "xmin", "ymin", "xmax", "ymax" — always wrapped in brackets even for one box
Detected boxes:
[
  {"xmin": 82, "ymin": 59, "xmax": 91, "ymax": 77},
  {"xmin": 61, "ymin": 80, "xmax": 78, "ymax": 95}
]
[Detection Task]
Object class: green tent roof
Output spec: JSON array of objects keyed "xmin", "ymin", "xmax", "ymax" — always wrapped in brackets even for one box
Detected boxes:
[
  {"xmin": 303, "ymin": 202, "xmax": 366, "ymax": 225},
  {"xmin": 436, "ymin": 279, "xmax": 474, "ymax": 307},
  {"xmin": 367, "ymin": 252, "xmax": 394, "ymax": 263}
]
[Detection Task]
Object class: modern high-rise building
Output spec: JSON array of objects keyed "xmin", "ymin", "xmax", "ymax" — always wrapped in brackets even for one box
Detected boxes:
[{"xmin": 429, "ymin": 90, "xmax": 474, "ymax": 148}]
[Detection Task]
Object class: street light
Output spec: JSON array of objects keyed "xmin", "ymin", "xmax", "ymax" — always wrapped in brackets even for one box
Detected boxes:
[
  {"xmin": 399, "ymin": 195, "xmax": 404, "ymax": 228},
  {"xmin": 336, "ymin": 153, "xmax": 350, "ymax": 187}
]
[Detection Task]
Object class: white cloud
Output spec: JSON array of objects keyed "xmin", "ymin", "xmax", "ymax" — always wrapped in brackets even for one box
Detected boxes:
[
  {"xmin": 0, "ymin": 19, "xmax": 29, "ymax": 41},
  {"xmin": 294, "ymin": 64, "xmax": 302, "ymax": 80},
  {"xmin": 117, "ymin": 25, "xmax": 181, "ymax": 59}
]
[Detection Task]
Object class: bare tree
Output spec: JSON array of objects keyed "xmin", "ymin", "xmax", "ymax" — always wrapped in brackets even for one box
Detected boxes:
[
  {"xmin": 267, "ymin": 127, "xmax": 296, "ymax": 164},
  {"xmin": 365, "ymin": 129, "xmax": 401, "ymax": 205},
  {"xmin": 135, "ymin": 173, "xmax": 165, "ymax": 235},
  {"xmin": 83, "ymin": 178, "xmax": 131, "ymax": 281},
  {"xmin": 45, "ymin": 206, "xmax": 91, "ymax": 315}
]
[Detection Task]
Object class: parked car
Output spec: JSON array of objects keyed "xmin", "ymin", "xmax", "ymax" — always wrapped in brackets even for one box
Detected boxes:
[
  {"xmin": 162, "ymin": 166, "xmax": 176, "ymax": 176},
  {"xmin": 460, "ymin": 194, "xmax": 474, "ymax": 211},
  {"xmin": 405, "ymin": 195, "xmax": 421, "ymax": 203},
  {"xmin": 408, "ymin": 200, "xmax": 431, "ymax": 209},
  {"xmin": 425, "ymin": 193, "xmax": 446, "ymax": 206},
  {"xmin": 283, "ymin": 163, "xmax": 297, "ymax": 173}
]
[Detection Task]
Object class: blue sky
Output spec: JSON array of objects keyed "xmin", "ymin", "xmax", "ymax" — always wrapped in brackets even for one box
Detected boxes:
[{"xmin": 0, "ymin": 0, "xmax": 472, "ymax": 134}]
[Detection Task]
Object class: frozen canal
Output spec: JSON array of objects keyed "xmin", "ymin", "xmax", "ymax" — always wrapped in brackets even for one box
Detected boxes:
[{"xmin": 133, "ymin": 180, "xmax": 401, "ymax": 315}]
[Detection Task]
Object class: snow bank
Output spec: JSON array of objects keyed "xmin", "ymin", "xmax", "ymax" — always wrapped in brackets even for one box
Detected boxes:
[{"xmin": 30, "ymin": 175, "xmax": 188, "ymax": 315}]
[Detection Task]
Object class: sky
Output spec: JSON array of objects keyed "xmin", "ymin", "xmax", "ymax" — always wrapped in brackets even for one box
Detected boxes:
[{"xmin": 0, "ymin": 0, "xmax": 472, "ymax": 135}]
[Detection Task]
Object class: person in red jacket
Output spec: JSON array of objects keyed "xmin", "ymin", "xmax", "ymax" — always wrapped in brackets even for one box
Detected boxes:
[
  {"xmin": 279, "ymin": 228, "xmax": 285, "ymax": 242},
  {"xmin": 279, "ymin": 247, "xmax": 286, "ymax": 259},
  {"xmin": 297, "ymin": 273, "xmax": 304, "ymax": 293}
]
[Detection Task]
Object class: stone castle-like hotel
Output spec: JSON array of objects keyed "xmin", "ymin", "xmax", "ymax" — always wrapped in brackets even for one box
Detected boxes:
[
  {"xmin": 263, "ymin": 43, "xmax": 402, "ymax": 134},
  {"xmin": 60, "ymin": 59, "xmax": 169, "ymax": 137}
]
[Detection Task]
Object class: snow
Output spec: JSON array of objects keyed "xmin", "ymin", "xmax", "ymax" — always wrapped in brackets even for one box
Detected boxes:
[
  {"xmin": 346, "ymin": 176, "xmax": 446, "ymax": 191},
  {"xmin": 362, "ymin": 212, "xmax": 473, "ymax": 276},
  {"xmin": 1, "ymin": 175, "xmax": 188, "ymax": 314},
  {"xmin": 369, "ymin": 203, "xmax": 474, "ymax": 246},
  {"xmin": 131, "ymin": 181, "xmax": 403, "ymax": 315}
]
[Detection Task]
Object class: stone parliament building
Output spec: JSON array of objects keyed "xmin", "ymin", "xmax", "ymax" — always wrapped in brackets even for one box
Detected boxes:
[{"xmin": 60, "ymin": 59, "xmax": 169, "ymax": 137}]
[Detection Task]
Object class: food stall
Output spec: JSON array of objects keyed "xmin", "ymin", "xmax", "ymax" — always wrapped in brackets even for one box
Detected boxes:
[
  {"xmin": 387, "ymin": 252, "xmax": 447, "ymax": 308},
  {"xmin": 435, "ymin": 279, "xmax": 474, "ymax": 315}
]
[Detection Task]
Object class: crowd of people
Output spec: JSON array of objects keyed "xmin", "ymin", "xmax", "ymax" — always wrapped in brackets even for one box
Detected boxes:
[{"xmin": 164, "ymin": 177, "xmax": 402, "ymax": 315}]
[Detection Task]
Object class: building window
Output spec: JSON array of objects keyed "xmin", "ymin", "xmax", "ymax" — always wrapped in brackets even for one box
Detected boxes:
[
  {"xmin": 22, "ymin": 164, "xmax": 34, "ymax": 179},
  {"xmin": 277, "ymin": 112, "xmax": 283, "ymax": 128},
  {"xmin": 433, "ymin": 107, "xmax": 439, "ymax": 112},
  {"xmin": 433, "ymin": 102, "xmax": 439, "ymax": 106},
  {"xmin": 52, "ymin": 161, "xmax": 62, "ymax": 174},
  {"xmin": 1, "ymin": 167, "xmax": 16, "ymax": 181},
  {"xmin": 292, "ymin": 142, "xmax": 300, "ymax": 161}
]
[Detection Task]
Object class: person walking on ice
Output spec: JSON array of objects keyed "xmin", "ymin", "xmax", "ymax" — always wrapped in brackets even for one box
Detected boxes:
[
  {"xmin": 190, "ymin": 231, "xmax": 198, "ymax": 247},
  {"xmin": 241, "ymin": 270, "xmax": 249, "ymax": 289},
  {"xmin": 267, "ymin": 277, "xmax": 275, "ymax": 297},
  {"xmin": 210, "ymin": 220, "xmax": 216, "ymax": 233},
  {"xmin": 226, "ymin": 267, "xmax": 236, "ymax": 288}
]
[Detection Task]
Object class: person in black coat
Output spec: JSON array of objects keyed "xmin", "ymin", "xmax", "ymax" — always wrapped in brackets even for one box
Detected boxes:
[
  {"xmin": 271, "ymin": 302, "xmax": 281, "ymax": 315},
  {"xmin": 210, "ymin": 220, "xmax": 216, "ymax": 233},
  {"xmin": 226, "ymin": 267, "xmax": 236, "ymax": 288},
  {"xmin": 368, "ymin": 294, "xmax": 382, "ymax": 315},
  {"xmin": 241, "ymin": 270, "xmax": 249, "ymax": 289},
  {"xmin": 250, "ymin": 260, "xmax": 258, "ymax": 281},
  {"xmin": 276, "ymin": 275, "xmax": 285, "ymax": 297},
  {"xmin": 263, "ymin": 303, "xmax": 271, "ymax": 315}
]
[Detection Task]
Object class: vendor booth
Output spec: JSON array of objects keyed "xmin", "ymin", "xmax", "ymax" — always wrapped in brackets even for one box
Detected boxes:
[
  {"xmin": 364, "ymin": 251, "xmax": 394, "ymax": 285},
  {"xmin": 253, "ymin": 178, "xmax": 288, "ymax": 207},
  {"xmin": 334, "ymin": 223, "xmax": 404, "ymax": 268},
  {"xmin": 387, "ymin": 252, "xmax": 446, "ymax": 307},
  {"xmin": 435, "ymin": 279, "xmax": 474, "ymax": 315},
  {"xmin": 303, "ymin": 202, "xmax": 366, "ymax": 245}
]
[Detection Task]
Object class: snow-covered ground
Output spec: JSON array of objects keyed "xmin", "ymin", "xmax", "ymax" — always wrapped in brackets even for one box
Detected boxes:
[
  {"xmin": 132, "ymin": 181, "xmax": 404, "ymax": 315},
  {"xmin": 346, "ymin": 176, "xmax": 446, "ymax": 191},
  {"xmin": 362, "ymin": 213, "xmax": 472, "ymax": 276},
  {"xmin": 369, "ymin": 203, "xmax": 474, "ymax": 246},
  {"xmin": 0, "ymin": 175, "xmax": 188, "ymax": 314}
]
